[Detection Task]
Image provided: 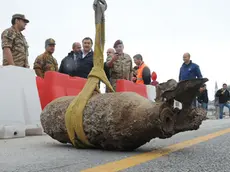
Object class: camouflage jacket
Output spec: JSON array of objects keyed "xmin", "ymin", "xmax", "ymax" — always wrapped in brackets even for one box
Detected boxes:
[
  {"xmin": 33, "ymin": 52, "xmax": 58, "ymax": 78},
  {"xmin": 1, "ymin": 26, "xmax": 29, "ymax": 67},
  {"xmin": 106, "ymin": 53, "xmax": 133, "ymax": 80}
]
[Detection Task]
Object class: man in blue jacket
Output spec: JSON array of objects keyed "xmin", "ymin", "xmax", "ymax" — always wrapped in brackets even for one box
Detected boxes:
[
  {"xmin": 179, "ymin": 52, "xmax": 203, "ymax": 107},
  {"xmin": 179, "ymin": 52, "xmax": 203, "ymax": 81}
]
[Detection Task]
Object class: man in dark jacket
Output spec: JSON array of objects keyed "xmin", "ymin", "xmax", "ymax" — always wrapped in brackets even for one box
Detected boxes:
[
  {"xmin": 59, "ymin": 37, "xmax": 94, "ymax": 78},
  {"xmin": 197, "ymin": 84, "xmax": 209, "ymax": 110},
  {"xmin": 179, "ymin": 52, "xmax": 203, "ymax": 107},
  {"xmin": 59, "ymin": 42, "xmax": 81, "ymax": 76},
  {"xmin": 215, "ymin": 83, "xmax": 230, "ymax": 119}
]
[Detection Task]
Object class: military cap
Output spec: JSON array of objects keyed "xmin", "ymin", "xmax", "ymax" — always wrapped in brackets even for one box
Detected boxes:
[
  {"xmin": 113, "ymin": 40, "xmax": 123, "ymax": 48},
  {"xmin": 45, "ymin": 38, "xmax": 56, "ymax": 47},
  {"xmin": 12, "ymin": 14, "xmax": 29, "ymax": 23}
]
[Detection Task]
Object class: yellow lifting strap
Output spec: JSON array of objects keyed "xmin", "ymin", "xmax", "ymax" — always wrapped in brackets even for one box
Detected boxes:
[{"xmin": 65, "ymin": 0, "xmax": 114, "ymax": 148}]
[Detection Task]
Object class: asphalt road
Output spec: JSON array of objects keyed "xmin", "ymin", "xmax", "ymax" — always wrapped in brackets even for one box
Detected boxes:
[{"xmin": 1, "ymin": 119, "xmax": 230, "ymax": 172}]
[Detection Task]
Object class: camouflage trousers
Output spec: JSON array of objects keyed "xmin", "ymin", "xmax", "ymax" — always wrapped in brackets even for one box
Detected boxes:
[{"xmin": 106, "ymin": 78, "xmax": 117, "ymax": 93}]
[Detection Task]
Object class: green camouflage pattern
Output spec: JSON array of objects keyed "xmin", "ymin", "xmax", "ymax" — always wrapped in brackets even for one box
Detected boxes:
[
  {"xmin": 33, "ymin": 52, "xmax": 58, "ymax": 77},
  {"xmin": 1, "ymin": 27, "xmax": 29, "ymax": 67},
  {"xmin": 106, "ymin": 53, "xmax": 133, "ymax": 91}
]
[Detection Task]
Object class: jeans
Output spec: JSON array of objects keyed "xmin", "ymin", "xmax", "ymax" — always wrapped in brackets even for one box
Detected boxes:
[
  {"xmin": 219, "ymin": 103, "xmax": 230, "ymax": 119},
  {"xmin": 201, "ymin": 103, "xmax": 208, "ymax": 110}
]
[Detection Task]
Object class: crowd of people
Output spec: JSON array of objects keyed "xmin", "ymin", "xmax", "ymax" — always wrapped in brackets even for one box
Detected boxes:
[
  {"xmin": 178, "ymin": 52, "xmax": 230, "ymax": 119},
  {"xmin": 1, "ymin": 14, "xmax": 157, "ymax": 90},
  {"xmin": 1, "ymin": 14, "xmax": 230, "ymax": 119}
]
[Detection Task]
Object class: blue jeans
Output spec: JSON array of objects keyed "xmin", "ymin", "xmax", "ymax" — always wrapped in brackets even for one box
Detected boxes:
[
  {"xmin": 201, "ymin": 103, "xmax": 208, "ymax": 110},
  {"xmin": 219, "ymin": 103, "xmax": 230, "ymax": 119}
]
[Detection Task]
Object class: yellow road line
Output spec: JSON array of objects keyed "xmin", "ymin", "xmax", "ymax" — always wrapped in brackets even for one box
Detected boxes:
[{"xmin": 81, "ymin": 128, "xmax": 230, "ymax": 172}]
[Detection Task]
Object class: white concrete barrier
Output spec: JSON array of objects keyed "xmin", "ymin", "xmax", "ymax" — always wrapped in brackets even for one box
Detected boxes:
[
  {"xmin": 0, "ymin": 66, "xmax": 43, "ymax": 139},
  {"xmin": 146, "ymin": 85, "xmax": 156, "ymax": 102}
]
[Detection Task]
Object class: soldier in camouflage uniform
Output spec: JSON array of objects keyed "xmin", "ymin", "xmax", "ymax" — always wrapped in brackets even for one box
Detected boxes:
[
  {"xmin": 106, "ymin": 40, "xmax": 133, "ymax": 91},
  {"xmin": 33, "ymin": 38, "xmax": 58, "ymax": 78},
  {"xmin": 1, "ymin": 14, "xmax": 29, "ymax": 68}
]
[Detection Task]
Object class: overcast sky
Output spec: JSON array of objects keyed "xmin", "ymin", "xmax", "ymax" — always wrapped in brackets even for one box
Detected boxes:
[{"xmin": 1, "ymin": 0, "xmax": 230, "ymax": 99}]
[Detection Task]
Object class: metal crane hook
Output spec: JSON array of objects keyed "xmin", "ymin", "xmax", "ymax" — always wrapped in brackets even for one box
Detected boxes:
[
  {"xmin": 93, "ymin": 0, "xmax": 107, "ymax": 24},
  {"xmin": 93, "ymin": 0, "xmax": 107, "ymax": 12}
]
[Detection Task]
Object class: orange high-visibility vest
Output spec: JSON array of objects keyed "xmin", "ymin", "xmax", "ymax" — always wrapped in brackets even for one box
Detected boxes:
[{"xmin": 136, "ymin": 63, "xmax": 147, "ymax": 84}]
